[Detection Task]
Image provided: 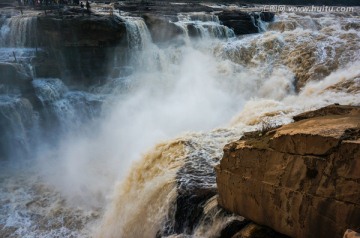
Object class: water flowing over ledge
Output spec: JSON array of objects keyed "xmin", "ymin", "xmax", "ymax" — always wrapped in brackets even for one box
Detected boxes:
[{"xmin": 0, "ymin": 2, "xmax": 359, "ymax": 238}]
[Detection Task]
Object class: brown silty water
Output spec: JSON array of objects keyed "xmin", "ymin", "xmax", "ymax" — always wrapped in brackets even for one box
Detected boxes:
[{"xmin": 0, "ymin": 5, "xmax": 359, "ymax": 238}]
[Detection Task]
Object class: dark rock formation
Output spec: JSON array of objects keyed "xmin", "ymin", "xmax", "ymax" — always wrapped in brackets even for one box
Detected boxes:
[
  {"xmin": 157, "ymin": 153, "xmax": 220, "ymax": 236},
  {"xmin": 35, "ymin": 13, "xmax": 128, "ymax": 85},
  {"xmin": 37, "ymin": 14, "xmax": 127, "ymax": 48},
  {"xmin": 115, "ymin": 1, "xmax": 214, "ymax": 15},
  {"xmin": 0, "ymin": 0, "xmax": 14, "ymax": 8},
  {"xmin": 157, "ymin": 141, "xmax": 286, "ymax": 238},
  {"xmin": 115, "ymin": 2, "xmax": 274, "ymax": 39},
  {"xmin": 260, "ymin": 12, "xmax": 275, "ymax": 22},
  {"xmin": 232, "ymin": 223, "xmax": 290, "ymax": 238},
  {"xmin": 216, "ymin": 104, "xmax": 360, "ymax": 238},
  {"xmin": 217, "ymin": 11, "xmax": 259, "ymax": 35},
  {"xmin": 0, "ymin": 62, "xmax": 32, "ymax": 90},
  {"xmin": 142, "ymin": 14, "xmax": 183, "ymax": 44},
  {"xmin": 0, "ymin": 62, "xmax": 38, "ymax": 106},
  {"xmin": 217, "ymin": 11, "xmax": 274, "ymax": 35},
  {"xmin": 220, "ymin": 219, "xmax": 250, "ymax": 238},
  {"xmin": 174, "ymin": 156, "xmax": 218, "ymax": 234}
]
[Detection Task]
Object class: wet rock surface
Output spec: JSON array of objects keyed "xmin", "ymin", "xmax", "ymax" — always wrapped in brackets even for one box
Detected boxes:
[
  {"xmin": 114, "ymin": 2, "xmax": 274, "ymax": 39},
  {"xmin": 142, "ymin": 13, "xmax": 184, "ymax": 43},
  {"xmin": 36, "ymin": 13, "xmax": 128, "ymax": 85},
  {"xmin": 0, "ymin": 62, "xmax": 32, "ymax": 92},
  {"xmin": 37, "ymin": 13, "xmax": 127, "ymax": 48},
  {"xmin": 216, "ymin": 104, "xmax": 360, "ymax": 238},
  {"xmin": 115, "ymin": 1, "xmax": 214, "ymax": 15},
  {"xmin": 231, "ymin": 223, "xmax": 290, "ymax": 238},
  {"xmin": 217, "ymin": 11, "xmax": 274, "ymax": 35},
  {"xmin": 157, "ymin": 138, "xmax": 288, "ymax": 238},
  {"xmin": 0, "ymin": 2, "xmax": 274, "ymax": 85},
  {"xmin": 173, "ymin": 155, "xmax": 218, "ymax": 235}
]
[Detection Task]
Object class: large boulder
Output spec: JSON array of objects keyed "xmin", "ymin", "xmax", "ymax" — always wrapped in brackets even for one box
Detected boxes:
[{"xmin": 216, "ymin": 104, "xmax": 360, "ymax": 238}]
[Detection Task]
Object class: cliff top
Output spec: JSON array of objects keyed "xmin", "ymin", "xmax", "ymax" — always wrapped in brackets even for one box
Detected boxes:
[
  {"xmin": 237, "ymin": 104, "xmax": 360, "ymax": 152},
  {"xmin": 217, "ymin": 104, "xmax": 360, "ymax": 238}
]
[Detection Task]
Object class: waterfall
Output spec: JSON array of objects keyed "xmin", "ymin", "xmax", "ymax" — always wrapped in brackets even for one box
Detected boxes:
[
  {"xmin": 32, "ymin": 78, "xmax": 103, "ymax": 135},
  {"xmin": 0, "ymin": 5, "xmax": 359, "ymax": 238},
  {"xmin": 251, "ymin": 13, "xmax": 267, "ymax": 33},
  {"xmin": 0, "ymin": 95, "xmax": 37, "ymax": 160},
  {"xmin": 176, "ymin": 12, "xmax": 235, "ymax": 39},
  {"xmin": 96, "ymin": 10, "xmax": 360, "ymax": 238},
  {"xmin": 0, "ymin": 15, "xmax": 39, "ymax": 161},
  {"xmin": 123, "ymin": 16, "xmax": 152, "ymax": 50},
  {"xmin": 0, "ymin": 15, "xmax": 38, "ymax": 48},
  {"xmin": 196, "ymin": 22, "xmax": 235, "ymax": 38}
]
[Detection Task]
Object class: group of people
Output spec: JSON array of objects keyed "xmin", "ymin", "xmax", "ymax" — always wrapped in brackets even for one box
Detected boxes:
[
  {"xmin": 17, "ymin": 0, "xmax": 83, "ymax": 7},
  {"xmin": 17, "ymin": 0, "xmax": 91, "ymax": 14},
  {"xmin": 80, "ymin": 0, "xmax": 91, "ymax": 14}
]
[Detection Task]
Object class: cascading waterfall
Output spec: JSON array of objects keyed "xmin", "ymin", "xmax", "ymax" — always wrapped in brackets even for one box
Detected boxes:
[
  {"xmin": 97, "ymin": 10, "xmax": 360, "ymax": 238},
  {"xmin": 0, "ymin": 15, "xmax": 38, "ymax": 47},
  {"xmin": 176, "ymin": 13, "xmax": 235, "ymax": 39},
  {"xmin": 251, "ymin": 12, "xmax": 267, "ymax": 32},
  {"xmin": 0, "ymin": 14, "xmax": 40, "ymax": 160},
  {"xmin": 32, "ymin": 78, "xmax": 103, "ymax": 134},
  {"xmin": 119, "ymin": 16, "xmax": 159, "ymax": 71},
  {"xmin": 123, "ymin": 16, "xmax": 152, "ymax": 50},
  {"xmin": 0, "ymin": 5, "xmax": 359, "ymax": 238},
  {"xmin": 0, "ymin": 95, "xmax": 36, "ymax": 160}
]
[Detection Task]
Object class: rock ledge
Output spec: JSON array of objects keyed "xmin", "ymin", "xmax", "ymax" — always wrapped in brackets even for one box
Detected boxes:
[{"xmin": 216, "ymin": 104, "xmax": 360, "ymax": 238}]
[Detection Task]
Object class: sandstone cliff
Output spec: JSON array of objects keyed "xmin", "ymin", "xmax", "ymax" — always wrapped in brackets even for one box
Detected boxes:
[{"xmin": 216, "ymin": 104, "xmax": 360, "ymax": 238}]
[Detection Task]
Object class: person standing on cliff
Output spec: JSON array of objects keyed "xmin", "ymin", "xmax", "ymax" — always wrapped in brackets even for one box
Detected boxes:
[{"xmin": 85, "ymin": 0, "xmax": 90, "ymax": 15}]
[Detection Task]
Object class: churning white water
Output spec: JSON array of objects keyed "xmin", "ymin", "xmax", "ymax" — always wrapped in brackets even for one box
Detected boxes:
[{"xmin": 0, "ymin": 5, "xmax": 359, "ymax": 238}]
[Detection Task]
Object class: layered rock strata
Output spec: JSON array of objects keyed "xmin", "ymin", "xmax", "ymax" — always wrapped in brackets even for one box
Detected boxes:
[{"xmin": 216, "ymin": 104, "xmax": 360, "ymax": 238}]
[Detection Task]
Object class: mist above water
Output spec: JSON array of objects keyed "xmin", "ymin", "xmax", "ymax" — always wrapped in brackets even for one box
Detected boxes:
[
  {"xmin": 0, "ymin": 6, "xmax": 359, "ymax": 238},
  {"xmin": 37, "ymin": 40, "xmax": 259, "ymax": 208}
]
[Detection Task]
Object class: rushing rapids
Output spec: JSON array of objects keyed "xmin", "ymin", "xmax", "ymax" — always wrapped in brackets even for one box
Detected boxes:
[{"xmin": 0, "ymin": 3, "xmax": 359, "ymax": 238}]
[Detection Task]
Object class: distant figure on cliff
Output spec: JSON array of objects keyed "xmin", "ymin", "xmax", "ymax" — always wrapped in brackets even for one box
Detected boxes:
[
  {"xmin": 85, "ymin": 0, "xmax": 90, "ymax": 15},
  {"xmin": 80, "ymin": 1, "xmax": 84, "ymax": 8}
]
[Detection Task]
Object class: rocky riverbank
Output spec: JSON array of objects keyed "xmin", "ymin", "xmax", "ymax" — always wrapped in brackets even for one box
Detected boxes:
[
  {"xmin": 0, "ymin": 1, "xmax": 274, "ymax": 88},
  {"xmin": 216, "ymin": 104, "xmax": 360, "ymax": 238},
  {"xmin": 0, "ymin": 1, "xmax": 275, "ymax": 160}
]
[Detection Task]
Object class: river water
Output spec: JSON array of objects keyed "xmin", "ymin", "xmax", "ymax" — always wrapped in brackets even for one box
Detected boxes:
[{"xmin": 0, "ymin": 4, "xmax": 359, "ymax": 238}]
